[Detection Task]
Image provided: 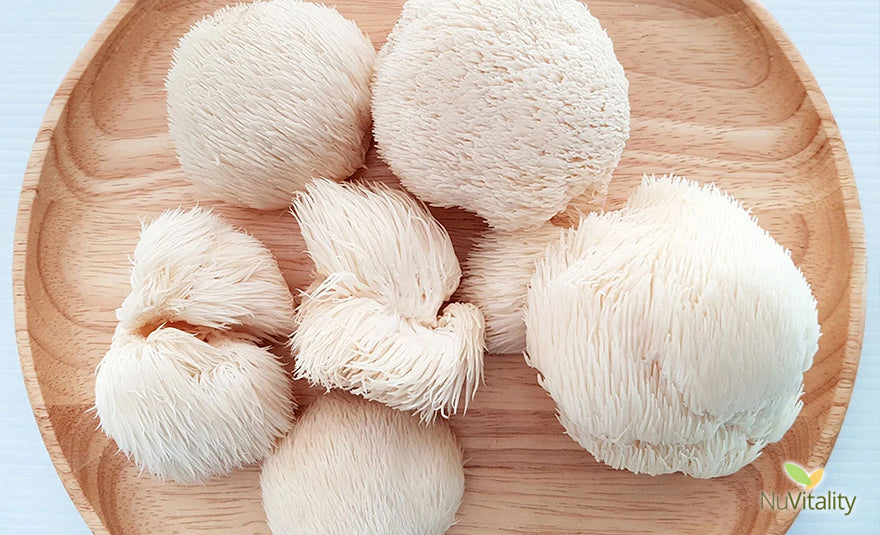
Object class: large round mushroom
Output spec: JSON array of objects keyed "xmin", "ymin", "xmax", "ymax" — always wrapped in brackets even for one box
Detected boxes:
[
  {"xmin": 261, "ymin": 394, "xmax": 465, "ymax": 535},
  {"xmin": 166, "ymin": 0, "xmax": 375, "ymax": 209},
  {"xmin": 525, "ymin": 175, "xmax": 820, "ymax": 478},
  {"xmin": 372, "ymin": 0, "xmax": 629, "ymax": 230}
]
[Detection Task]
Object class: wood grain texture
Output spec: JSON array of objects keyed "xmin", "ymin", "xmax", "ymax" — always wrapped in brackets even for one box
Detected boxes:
[{"xmin": 12, "ymin": 0, "xmax": 865, "ymax": 533}]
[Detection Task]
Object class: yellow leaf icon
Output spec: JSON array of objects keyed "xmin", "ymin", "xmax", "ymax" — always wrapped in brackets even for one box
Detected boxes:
[{"xmin": 806, "ymin": 468, "xmax": 824, "ymax": 490}]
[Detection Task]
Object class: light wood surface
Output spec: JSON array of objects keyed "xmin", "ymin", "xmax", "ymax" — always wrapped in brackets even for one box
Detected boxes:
[{"xmin": 13, "ymin": 0, "xmax": 865, "ymax": 533}]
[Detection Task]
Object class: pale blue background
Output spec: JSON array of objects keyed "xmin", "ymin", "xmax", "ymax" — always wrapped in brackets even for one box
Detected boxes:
[{"xmin": 0, "ymin": 0, "xmax": 876, "ymax": 533}]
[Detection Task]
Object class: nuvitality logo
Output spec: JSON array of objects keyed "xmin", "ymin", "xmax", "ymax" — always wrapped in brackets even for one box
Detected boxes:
[
  {"xmin": 760, "ymin": 462, "xmax": 856, "ymax": 516},
  {"xmin": 784, "ymin": 462, "xmax": 824, "ymax": 490}
]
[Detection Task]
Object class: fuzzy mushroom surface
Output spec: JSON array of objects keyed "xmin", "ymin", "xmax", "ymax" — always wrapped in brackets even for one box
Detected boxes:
[
  {"xmin": 525, "ymin": 175, "xmax": 821, "ymax": 478},
  {"xmin": 166, "ymin": 0, "xmax": 375, "ymax": 209},
  {"xmin": 116, "ymin": 207, "xmax": 296, "ymax": 341},
  {"xmin": 96, "ymin": 329, "xmax": 292, "ymax": 482},
  {"xmin": 372, "ymin": 0, "xmax": 629, "ymax": 230},
  {"xmin": 95, "ymin": 208, "xmax": 295, "ymax": 482},
  {"xmin": 291, "ymin": 179, "xmax": 485, "ymax": 420},
  {"xmin": 261, "ymin": 393, "xmax": 465, "ymax": 535},
  {"xmin": 460, "ymin": 223, "xmax": 564, "ymax": 355}
]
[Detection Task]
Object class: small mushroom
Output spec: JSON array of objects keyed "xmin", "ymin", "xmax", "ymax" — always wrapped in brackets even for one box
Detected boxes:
[
  {"xmin": 95, "ymin": 208, "xmax": 295, "ymax": 482},
  {"xmin": 261, "ymin": 393, "xmax": 464, "ymax": 535},
  {"xmin": 460, "ymin": 223, "xmax": 564, "ymax": 354},
  {"xmin": 117, "ymin": 207, "xmax": 295, "ymax": 341},
  {"xmin": 95, "ymin": 329, "xmax": 292, "ymax": 483},
  {"xmin": 291, "ymin": 179, "xmax": 485, "ymax": 420},
  {"xmin": 372, "ymin": 0, "xmax": 629, "ymax": 230},
  {"xmin": 525, "ymin": 175, "xmax": 821, "ymax": 477},
  {"xmin": 166, "ymin": 0, "xmax": 376, "ymax": 209},
  {"xmin": 294, "ymin": 272, "xmax": 483, "ymax": 419}
]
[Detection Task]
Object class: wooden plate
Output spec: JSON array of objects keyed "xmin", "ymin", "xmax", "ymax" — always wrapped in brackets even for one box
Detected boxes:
[{"xmin": 13, "ymin": 0, "xmax": 866, "ymax": 533}]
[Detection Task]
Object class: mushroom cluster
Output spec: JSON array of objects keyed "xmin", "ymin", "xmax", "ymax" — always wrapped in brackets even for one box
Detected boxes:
[
  {"xmin": 370, "ymin": 0, "xmax": 819, "ymax": 481},
  {"xmin": 100, "ymin": 0, "xmax": 482, "ymax": 529},
  {"xmin": 94, "ymin": 0, "xmax": 824, "ymax": 530},
  {"xmin": 94, "ymin": 208, "xmax": 295, "ymax": 482}
]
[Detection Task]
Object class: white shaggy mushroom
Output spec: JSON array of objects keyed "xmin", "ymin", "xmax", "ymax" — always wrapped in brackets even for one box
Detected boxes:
[
  {"xmin": 525, "ymin": 175, "xmax": 821, "ymax": 478},
  {"xmin": 292, "ymin": 179, "xmax": 461, "ymax": 323},
  {"xmin": 261, "ymin": 393, "xmax": 464, "ymax": 535},
  {"xmin": 460, "ymin": 223, "xmax": 564, "ymax": 354},
  {"xmin": 294, "ymin": 272, "xmax": 483, "ymax": 419},
  {"xmin": 95, "ymin": 208, "xmax": 296, "ymax": 482},
  {"xmin": 166, "ymin": 0, "xmax": 376, "ymax": 209},
  {"xmin": 291, "ymin": 179, "xmax": 485, "ymax": 420},
  {"xmin": 372, "ymin": 0, "xmax": 629, "ymax": 231},
  {"xmin": 117, "ymin": 208, "xmax": 296, "ymax": 341},
  {"xmin": 95, "ymin": 328, "xmax": 292, "ymax": 483}
]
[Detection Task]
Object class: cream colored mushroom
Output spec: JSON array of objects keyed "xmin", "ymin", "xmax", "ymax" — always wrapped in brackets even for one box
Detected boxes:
[
  {"xmin": 372, "ymin": 0, "xmax": 629, "ymax": 230},
  {"xmin": 460, "ymin": 223, "xmax": 564, "ymax": 354},
  {"xmin": 261, "ymin": 393, "xmax": 464, "ymax": 535},
  {"xmin": 166, "ymin": 0, "xmax": 375, "ymax": 209},
  {"xmin": 292, "ymin": 178, "xmax": 461, "ymax": 324},
  {"xmin": 95, "ymin": 329, "xmax": 292, "ymax": 483},
  {"xmin": 117, "ymin": 207, "xmax": 295, "ymax": 341},
  {"xmin": 525, "ymin": 175, "xmax": 820, "ymax": 478},
  {"xmin": 95, "ymin": 208, "xmax": 295, "ymax": 482},
  {"xmin": 291, "ymin": 179, "xmax": 485, "ymax": 420}
]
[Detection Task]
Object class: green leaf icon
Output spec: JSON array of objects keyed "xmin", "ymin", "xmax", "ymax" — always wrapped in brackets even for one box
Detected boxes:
[{"xmin": 784, "ymin": 463, "xmax": 811, "ymax": 486}]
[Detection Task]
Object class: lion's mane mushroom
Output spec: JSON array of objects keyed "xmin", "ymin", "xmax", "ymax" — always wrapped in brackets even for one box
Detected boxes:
[
  {"xmin": 460, "ymin": 223, "xmax": 564, "ymax": 354},
  {"xmin": 291, "ymin": 179, "xmax": 485, "ymax": 420},
  {"xmin": 96, "ymin": 329, "xmax": 292, "ymax": 483},
  {"xmin": 525, "ymin": 175, "xmax": 821, "ymax": 478},
  {"xmin": 261, "ymin": 393, "xmax": 465, "ymax": 535},
  {"xmin": 166, "ymin": 0, "xmax": 375, "ymax": 210},
  {"xmin": 116, "ymin": 207, "xmax": 296, "ymax": 341},
  {"xmin": 95, "ymin": 208, "xmax": 296, "ymax": 482},
  {"xmin": 371, "ymin": 0, "xmax": 629, "ymax": 231}
]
